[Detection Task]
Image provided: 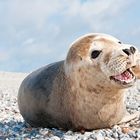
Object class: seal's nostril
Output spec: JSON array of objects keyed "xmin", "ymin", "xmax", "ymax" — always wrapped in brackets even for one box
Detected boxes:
[
  {"xmin": 122, "ymin": 49, "xmax": 131, "ymax": 56},
  {"xmin": 130, "ymin": 46, "xmax": 136, "ymax": 54}
]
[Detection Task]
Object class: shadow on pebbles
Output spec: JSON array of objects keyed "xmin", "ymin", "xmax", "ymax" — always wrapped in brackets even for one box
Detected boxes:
[{"xmin": 0, "ymin": 72, "xmax": 140, "ymax": 140}]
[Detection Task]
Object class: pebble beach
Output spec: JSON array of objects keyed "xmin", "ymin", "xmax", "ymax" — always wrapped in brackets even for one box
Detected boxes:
[{"xmin": 0, "ymin": 72, "xmax": 140, "ymax": 140}]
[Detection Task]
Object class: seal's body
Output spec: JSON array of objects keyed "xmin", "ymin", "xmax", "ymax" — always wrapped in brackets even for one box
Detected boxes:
[
  {"xmin": 18, "ymin": 61, "xmax": 73, "ymax": 129},
  {"xmin": 18, "ymin": 33, "xmax": 140, "ymax": 130}
]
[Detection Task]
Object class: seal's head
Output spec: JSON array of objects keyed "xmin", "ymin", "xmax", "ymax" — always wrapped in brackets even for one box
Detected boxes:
[{"xmin": 65, "ymin": 33, "xmax": 138, "ymax": 89}]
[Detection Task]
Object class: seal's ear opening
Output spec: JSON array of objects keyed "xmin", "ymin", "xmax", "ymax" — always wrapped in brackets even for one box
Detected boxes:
[{"xmin": 91, "ymin": 50, "xmax": 102, "ymax": 59}]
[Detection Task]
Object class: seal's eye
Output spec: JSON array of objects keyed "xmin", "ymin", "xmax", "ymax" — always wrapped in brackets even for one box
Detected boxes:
[
  {"xmin": 91, "ymin": 50, "xmax": 101, "ymax": 59},
  {"xmin": 118, "ymin": 41, "xmax": 122, "ymax": 44}
]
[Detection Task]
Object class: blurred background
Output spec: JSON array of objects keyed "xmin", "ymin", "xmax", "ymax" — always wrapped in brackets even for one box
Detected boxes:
[{"xmin": 0, "ymin": 0, "xmax": 140, "ymax": 72}]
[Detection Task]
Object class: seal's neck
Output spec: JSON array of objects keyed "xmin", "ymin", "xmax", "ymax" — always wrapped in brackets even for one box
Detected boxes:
[{"xmin": 68, "ymin": 66, "xmax": 126, "ymax": 99}]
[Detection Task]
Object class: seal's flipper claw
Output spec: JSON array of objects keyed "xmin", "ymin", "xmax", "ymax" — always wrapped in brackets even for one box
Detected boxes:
[{"xmin": 118, "ymin": 111, "xmax": 140, "ymax": 124}]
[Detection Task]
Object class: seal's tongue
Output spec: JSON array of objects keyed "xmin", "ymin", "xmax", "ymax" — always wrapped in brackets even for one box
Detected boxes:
[{"xmin": 113, "ymin": 70, "xmax": 133, "ymax": 81}]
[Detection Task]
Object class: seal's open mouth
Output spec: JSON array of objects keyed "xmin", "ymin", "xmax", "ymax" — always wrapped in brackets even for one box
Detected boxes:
[{"xmin": 110, "ymin": 68, "xmax": 136, "ymax": 86}]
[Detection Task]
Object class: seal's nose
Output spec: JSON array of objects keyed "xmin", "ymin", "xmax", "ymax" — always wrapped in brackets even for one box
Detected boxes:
[
  {"xmin": 122, "ymin": 46, "xmax": 136, "ymax": 56},
  {"xmin": 130, "ymin": 46, "xmax": 136, "ymax": 54}
]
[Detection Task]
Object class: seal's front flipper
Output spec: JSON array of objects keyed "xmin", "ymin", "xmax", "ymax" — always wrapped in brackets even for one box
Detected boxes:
[
  {"xmin": 131, "ymin": 53, "xmax": 140, "ymax": 79},
  {"xmin": 118, "ymin": 111, "xmax": 140, "ymax": 124}
]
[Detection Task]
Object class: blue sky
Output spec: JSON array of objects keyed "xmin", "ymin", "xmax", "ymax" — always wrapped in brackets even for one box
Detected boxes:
[{"xmin": 0, "ymin": 0, "xmax": 140, "ymax": 72}]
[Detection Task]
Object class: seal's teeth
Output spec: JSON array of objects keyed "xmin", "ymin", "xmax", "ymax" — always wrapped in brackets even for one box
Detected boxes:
[{"xmin": 112, "ymin": 69, "xmax": 134, "ymax": 83}]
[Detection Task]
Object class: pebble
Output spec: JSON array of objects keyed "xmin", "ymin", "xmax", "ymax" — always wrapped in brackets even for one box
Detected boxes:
[
  {"xmin": 0, "ymin": 73, "xmax": 140, "ymax": 139},
  {"xmin": 51, "ymin": 136, "xmax": 60, "ymax": 140},
  {"xmin": 122, "ymin": 127, "xmax": 131, "ymax": 134},
  {"xmin": 95, "ymin": 132, "xmax": 104, "ymax": 140}
]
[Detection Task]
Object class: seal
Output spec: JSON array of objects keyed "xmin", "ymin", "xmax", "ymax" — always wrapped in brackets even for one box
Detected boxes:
[{"xmin": 18, "ymin": 33, "xmax": 140, "ymax": 130}]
